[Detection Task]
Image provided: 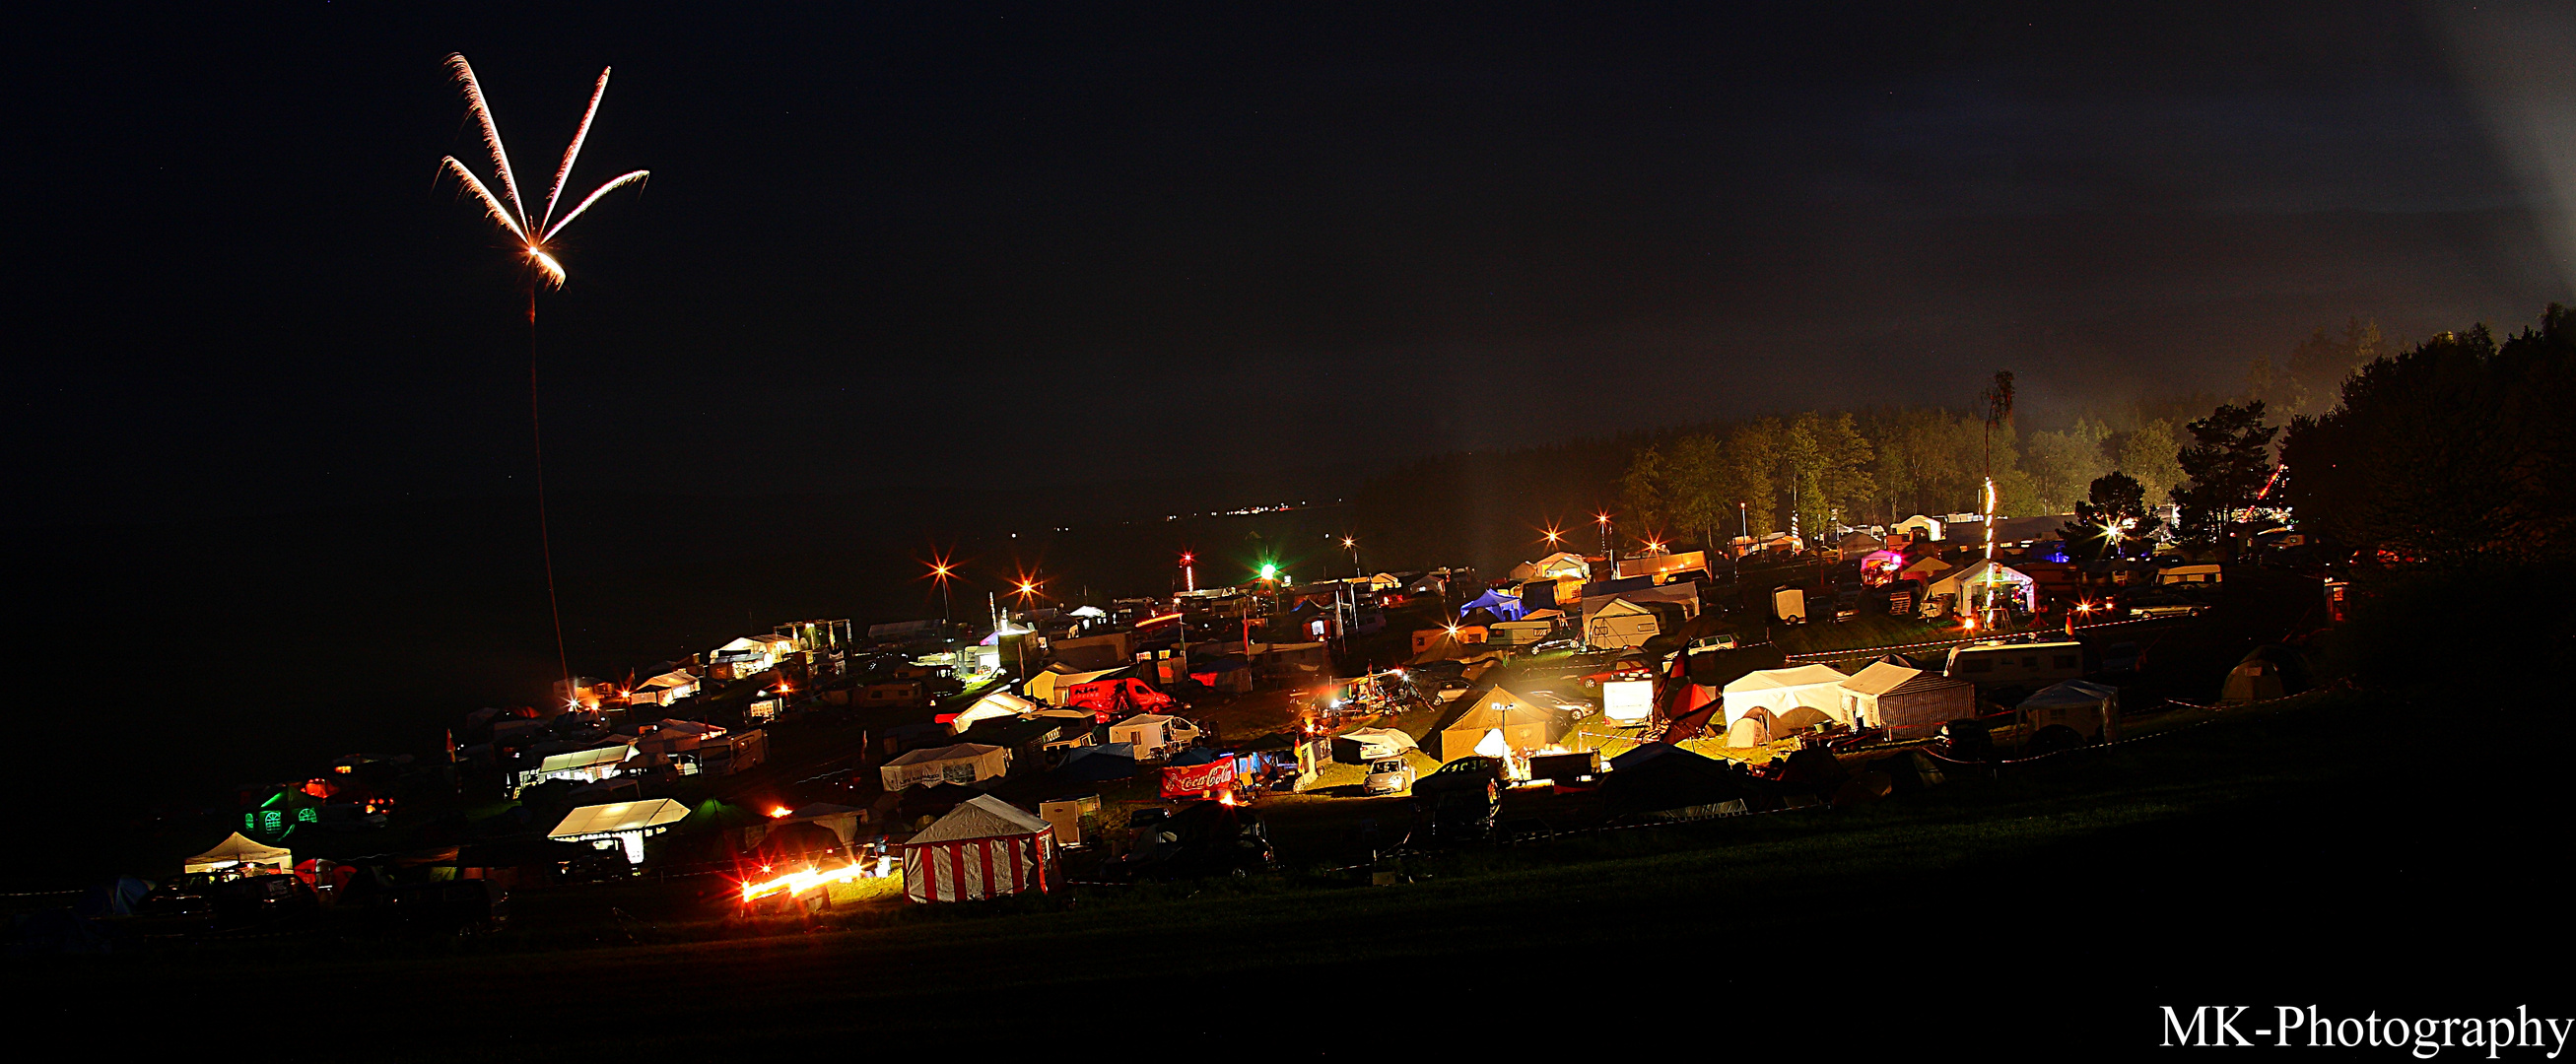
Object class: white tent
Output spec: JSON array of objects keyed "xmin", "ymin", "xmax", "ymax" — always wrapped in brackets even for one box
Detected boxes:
[
  {"xmin": 1928, "ymin": 559, "xmax": 2037, "ymax": 614},
  {"xmin": 903, "ymin": 795, "xmax": 1054, "ymax": 903},
  {"xmin": 1722, "ymin": 664, "xmax": 1853, "ymax": 730},
  {"xmin": 1894, "ymin": 514, "xmax": 1944, "ymax": 541},
  {"xmin": 184, "ymin": 832, "xmax": 293, "ymax": 874},
  {"xmin": 547, "ymin": 798, "xmax": 692, "ymax": 864},
  {"xmin": 950, "ymin": 691, "xmax": 1036, "ymax": 732},
  {"xmin": 1329, "ymin": 726, "xmax": 1420, "ymax": 764},
  {"xmin": 1839, "ymin": 661, "xmax": 1978, "ymax": 737},
  {"xmin": 881, "ymin": 743, "xmax": 1011, "ymax": 790},
  {"xmin": 1584, "ymin": 597, "xmax": 1664, "ymax": 649}
]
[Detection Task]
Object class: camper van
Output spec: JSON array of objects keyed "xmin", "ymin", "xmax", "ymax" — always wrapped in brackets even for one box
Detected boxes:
[{"xmin": 1943, "ymin": 639, "xmax": 2086, "ymax": 690}]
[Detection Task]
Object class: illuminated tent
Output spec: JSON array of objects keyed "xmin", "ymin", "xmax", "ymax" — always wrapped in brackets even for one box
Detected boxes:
[
  {"xmin": 1435, "ymin": 688, "xmax": 1574, "ymax": 761},
  {"xmin": 950, "ymin": 691, "xmax": 1036, "ymax": 732},
  {"xmin": 902, "ymin": 794, "xmax": 1054, "ymax": 903},
  {"xmin": 880, "ymin": 743, "xmax": 1011, "ymax": 791},
  {"xmin": 547, "ymin": 798, "xmax": 691, "ymax": 865},
  {"xmin": 184, "ymin": 832, "xmax": 292, "ymax": 875},
  {"xmin": 1409, "ymin": 631, "xmax": 1477, "ymax": 664},
  {"xmin": 1722, "ymin": 665, "xmax": 1853, "ymax": 730},
  {"xmin": 1927, "ymin": 560, "xmax": 2037, "ymax": 614}
]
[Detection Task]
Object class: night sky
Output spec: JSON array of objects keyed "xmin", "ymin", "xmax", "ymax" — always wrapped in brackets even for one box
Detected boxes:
[
  {"xmin": 10, "ymin": 2, "xmax": 2570, "ymax": 527},
  {"xmin": 9, "ymin": 3, "xmax": 2576, "ymax": 829}
]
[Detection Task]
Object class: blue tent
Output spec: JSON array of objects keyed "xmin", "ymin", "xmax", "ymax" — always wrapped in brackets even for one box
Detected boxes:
[
  {"xmin": 1164, "ymin": 747, "xmax": 1228, "ymax": 767},
  {"xmin": 1457, "ymin": 587, "xmax": 1526, "ymax": 622}
]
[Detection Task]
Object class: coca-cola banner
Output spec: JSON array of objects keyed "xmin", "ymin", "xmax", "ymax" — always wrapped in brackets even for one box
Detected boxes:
[{"xmin": 1159, "ymin": 758, "xmax": 1237, "ymax": 798}]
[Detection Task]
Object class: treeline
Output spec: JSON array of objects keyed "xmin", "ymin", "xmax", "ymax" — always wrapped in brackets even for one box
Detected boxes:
[
  {"xmin": 1352, "ymin": 392, "xmax": 2230, "ymax": 574},
  {"xmin": 2277, "ymin": 305, "xmax": 2576, "ymax": 685}
]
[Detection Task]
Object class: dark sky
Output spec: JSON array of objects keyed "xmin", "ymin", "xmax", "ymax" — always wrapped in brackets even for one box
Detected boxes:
[{"xmin": 7, "ymin": 1, "xmax": 2568, "ymax": 527}]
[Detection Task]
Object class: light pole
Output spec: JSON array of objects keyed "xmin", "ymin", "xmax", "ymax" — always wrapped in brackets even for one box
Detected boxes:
[{"xmin": 1595, "ymin": 511, "xmax": 1615, "ymax": 578}]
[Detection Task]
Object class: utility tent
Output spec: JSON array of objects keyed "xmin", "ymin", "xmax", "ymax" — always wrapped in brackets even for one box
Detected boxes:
[
  {"xmin": 184, "ymin": 832, "xmax": 293, "ymax": 875},
  {"xmin": 880, "ymin": 743, "xmax": 1010, "ymax": 790},
  {"xmin": 1722, "ymin": 665, "xmax": 1853, "ymax": 731},
  {"xmin": 1839, "ymin": 662, "xmax": 1977, "ymax": 737}
]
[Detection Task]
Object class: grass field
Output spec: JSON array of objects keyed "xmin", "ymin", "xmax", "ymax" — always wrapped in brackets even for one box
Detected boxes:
[{"xmin": 17, "ymin": 685, "xmax": 2563, "ymax": 1057}]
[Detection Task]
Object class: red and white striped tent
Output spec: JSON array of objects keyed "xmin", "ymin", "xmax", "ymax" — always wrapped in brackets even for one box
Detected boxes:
[{"xmin": 902, "ymin": 794, "xmax": 1054, "ymax": 903}]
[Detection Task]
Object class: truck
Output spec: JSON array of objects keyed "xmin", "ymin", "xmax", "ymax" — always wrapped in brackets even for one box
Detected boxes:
[{"xmin": 1064, "ymin": 677, "xmax": 1177, "ymax": 721}]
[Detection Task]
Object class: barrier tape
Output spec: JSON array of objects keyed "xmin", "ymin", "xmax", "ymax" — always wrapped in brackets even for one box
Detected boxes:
[{"xmin": 1781, "ymin": 617, "xmax": 2161, "ymax": 662}]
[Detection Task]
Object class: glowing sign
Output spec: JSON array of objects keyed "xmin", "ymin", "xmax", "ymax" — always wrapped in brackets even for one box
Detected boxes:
[{"xmin": 1602, "ymin": 679, "xmax": 1655, "ymax": 723}]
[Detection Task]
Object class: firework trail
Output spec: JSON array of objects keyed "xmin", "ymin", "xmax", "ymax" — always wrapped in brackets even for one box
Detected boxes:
[
  {"xmin": 435, "ymin": 53, "xmax": 649, "ymax": 710},
  {"xmin": 440, "ymin": 53, "xmax": 647, "ymax": 287}
]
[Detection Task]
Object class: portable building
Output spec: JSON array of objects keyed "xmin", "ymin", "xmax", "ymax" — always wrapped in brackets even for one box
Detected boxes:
[{"xmin": 1108, "ymin": 713, "xmax": 1199, "ymax": 758}]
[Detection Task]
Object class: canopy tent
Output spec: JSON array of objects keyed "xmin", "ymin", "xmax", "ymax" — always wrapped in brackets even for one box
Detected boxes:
[
  {"xmin": 1435, "ymin": 688, "xmax": 1575, "ymax": 761},
  {"xmin": 1722, "ymin": 664, "xmax": 1854, "ymax": 731},
  {"xmin": 1457, "ymin": 587, "xmax": 1526, "ymax": 623},
  {"xmin": 1839, "ymin": 661, "xmax": 1977, "ymax": 737},
  {"xmin": 1025, "ymin": 665, "xmax": 1124, "ymax": 704},
  {"xmin": 880, "ymin": 743, "xmax": 1011, "ymax": 791},
  {"xmin": 548, "ymin": 798, "xmax": 691, "ymax": 837},
  {"xmin": 902, "ymin": 794, "xmax": 1054, "ymax": 903},
  {"xmin": 547, "ymin": 798, "xmax": 691, "ymax": 865},
  {"xmin": 950, "ymin": 691, "xmax": 1036, "ymax": 733},
  {"xmin": 1329, "ymin": 727, "xmax": 1421, "ymax": 765},
  {"xmin": 184, "ymin": 832, "xmax": 293, "ymax": 875},
  {"xmin": 1928, "ymin": 560, "xmax": 2037, "ymax": 614}
]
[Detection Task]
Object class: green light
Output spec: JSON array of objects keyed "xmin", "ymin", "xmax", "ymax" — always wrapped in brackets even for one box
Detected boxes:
[{"xmin": 1259, "ymin": 563, "xmax": 1277, "ymax": 580}]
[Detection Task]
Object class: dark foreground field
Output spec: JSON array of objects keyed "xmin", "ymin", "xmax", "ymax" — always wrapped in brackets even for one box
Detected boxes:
[{"xmin": 14, "ymin": 690, "xmax": 2560, "ymax": 1057}]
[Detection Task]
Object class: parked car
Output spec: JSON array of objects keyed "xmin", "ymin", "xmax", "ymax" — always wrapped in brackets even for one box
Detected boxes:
[
  {"xmin": 1115, "ymin": 801, "xmax": 1276, "ymax": 881},
  {"xmin": 1530, "ymin": 637, "xmax": 1585, "ymax": 655},
  {"xmin": 1364, "ymin": 757, "xmax": 1416, "ymax": 796},
  {"xmin": 1412, "ymin": 757, "xmax": 1504, "ymax": 843},
  {"xmin": 1580, "ymin": 659, "xmax": 1655, "ymax": 690},
  {"xmin": 2119, "ymin": 592, "xmax": 2203, "ymax": 619}
]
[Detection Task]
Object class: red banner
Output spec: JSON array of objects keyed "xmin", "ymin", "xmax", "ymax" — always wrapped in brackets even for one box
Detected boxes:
[{"xmin": 1159, "ymin": 758, "xmax": 1237, "ymax": 798}]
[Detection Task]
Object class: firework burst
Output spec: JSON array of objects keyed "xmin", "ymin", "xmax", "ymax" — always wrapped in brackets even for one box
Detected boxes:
[{"xmin": 439, "ymin": 53, "xmax": 648, "ymax": 287}]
